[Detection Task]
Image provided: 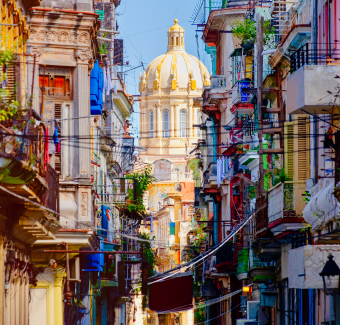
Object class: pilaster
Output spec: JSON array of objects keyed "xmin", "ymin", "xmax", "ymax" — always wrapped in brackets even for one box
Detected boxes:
[
  {"xmin": 170, "ymin": 105, "xmax": 175, "ymax": 137},
  {"xmin": 54, "ymin": 271, "xmax": 65, "ymax": 325},
  {"xmin": 74, "ymin": 50, "xmax": 92, "ymax": 180},
  {"xmin": 188, "ymin": 105, "xmax": 193, "ymax": 137}
]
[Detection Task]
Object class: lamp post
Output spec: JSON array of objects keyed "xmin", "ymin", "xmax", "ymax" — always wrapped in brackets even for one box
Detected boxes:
[{"xmin": 319, "ymin": 253, "xmax": 340, "ymax": 295}]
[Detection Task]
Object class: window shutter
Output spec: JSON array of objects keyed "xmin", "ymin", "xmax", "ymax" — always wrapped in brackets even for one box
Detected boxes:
[
  {"xmin": 54, "ymin": 103, "xmax": 62, "ymax": 175},
  {"xmin": 0, "ymin": 64, "xmax": 16, "ymax": 101},
  {"xmin": 293, "ymin": 116, "xmax": 310, "ymax": 181},
  {"xmin": 284, "ymin": 122, "xmax": 294, "ymax": 180}
]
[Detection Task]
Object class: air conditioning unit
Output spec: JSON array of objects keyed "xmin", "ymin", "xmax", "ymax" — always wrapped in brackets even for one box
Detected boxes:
[
  {"xmin": 69, "ymin": 257, "xmax": 80, "ymax": 282},
  {"xmin": 247, "ymin": 300, "xmax": 260, "ymax": 320}
]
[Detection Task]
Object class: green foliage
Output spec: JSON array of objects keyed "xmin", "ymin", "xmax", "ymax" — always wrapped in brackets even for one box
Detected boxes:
[
  {"xmin": 194, "ymin": 307, "xmax": 205, "ymax": 323},
  {"xmin": 302, "ymin": 191, "xmax": 311, "ymax": 203},
  {"xmin": 98, "ymin": 43, "xmax": 108, "ymax": 55},
  {"xmin": 0, "ymin": 50, "xmax": 21, "ymax": 123},
  {"xmin": 247, "ymin": 185, "xmax": 256, "ymax": 199},
  {"xmin": 264, "ymin": 168, "xmax": 291, "ymax": 187},
  {"xmin": 140, "ymin": 233, "xmax": 156, "ymax": 277},
  {"xmin": 126, "ymin": 165, "xmax": 156, "ymax": 214},
  {"xmin": 272, "ymin": 168, "xmax": 291, "ymax": 186},
  {"xmin": 187, "ymin": 214, "xmax": 206, "ymax": 262},
  {"xmin": 230, "ymin": 19, "xmax": 275, "ymax": 46},
  {"xmin": 142, "ymin": 295, "xmax": 148, "ymax": 311}
]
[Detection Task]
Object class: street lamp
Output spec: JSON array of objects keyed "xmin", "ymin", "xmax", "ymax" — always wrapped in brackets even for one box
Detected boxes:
[{"xmin": 319, "ymin": 253, "xmax": 340, "ymax": 295}]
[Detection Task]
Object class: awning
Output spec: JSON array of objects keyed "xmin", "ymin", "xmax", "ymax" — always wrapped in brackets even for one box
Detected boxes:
[{"xmin": 149, "ymin": 274, "xmax": 193, "ymax": 313}]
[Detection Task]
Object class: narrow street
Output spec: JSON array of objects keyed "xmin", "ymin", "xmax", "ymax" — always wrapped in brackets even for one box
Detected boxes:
[{"xmin": 0, "ymin": 0, "xmax": 339, "ymax": 324}]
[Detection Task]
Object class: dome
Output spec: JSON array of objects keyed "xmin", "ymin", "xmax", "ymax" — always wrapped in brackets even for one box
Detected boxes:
[{"xmin": 139, "ymin": 19, "xmax": 210, "ymax": 95}]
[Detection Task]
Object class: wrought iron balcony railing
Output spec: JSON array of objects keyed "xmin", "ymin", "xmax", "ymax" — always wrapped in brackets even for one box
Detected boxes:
[{"xmin": 290, "ymin": 43, "xmax": 340, "ymax": 73}]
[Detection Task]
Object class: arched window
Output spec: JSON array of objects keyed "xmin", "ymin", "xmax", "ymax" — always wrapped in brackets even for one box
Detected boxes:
[
  {"xmin": 162, "ymin": 109, "xmax": 170, "ymax": 138},
  {"xmin": 149, "ymin": 110, "xmax": 154, "ymax": 138},
  {"xmin": 180, "ymin": 109, "xmax": 187, "ymax": 138},
  {"xmin": 176, "ymin": 37, "xmax": 179, "ymax": 46}
]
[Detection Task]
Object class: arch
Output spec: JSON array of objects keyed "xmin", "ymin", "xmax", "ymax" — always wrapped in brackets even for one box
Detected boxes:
[
  {"xmin": 149, "ymin": 110, "xmax": 154, "ymax": 138},
  {"xmin": 176, "ymin": 37, "xmax": 179, "ymax": 46},
  {"xmin": 180, "ymin": 109, "xmax": 187, "ymax": 138},
  {"xmin": 172, "ymin": 37, "xmax": 175, "ymax": 45},
  {"xmin": 162, "ymin": 109, "xmax": 170, "ymax": 138}
]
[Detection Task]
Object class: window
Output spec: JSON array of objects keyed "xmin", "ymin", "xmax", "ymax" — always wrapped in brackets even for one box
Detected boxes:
[
  {"xmin": 149, "ymin": 110, "xmax": 154, "ymax": 138},
  {"xmin": 162, "ymin": 109, "xmax": 170, "ymax": 138},
  {"xmin": 39, "ymin": 67, "xmax": 71, "ymax": 98},
  {"xmin": 180, "ymin": 109, "xmax": 187, "ymax": 137}
]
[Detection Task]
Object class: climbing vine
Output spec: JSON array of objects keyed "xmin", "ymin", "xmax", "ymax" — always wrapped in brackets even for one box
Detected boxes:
[{"xmin": 125, "ymin": 165, "xmax": 156, "ymax": 214}]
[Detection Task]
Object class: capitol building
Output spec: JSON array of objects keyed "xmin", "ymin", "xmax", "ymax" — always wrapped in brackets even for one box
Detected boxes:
[{"xmin": 139, "ymin": 19, "xmax": 210, "ymax": 163}]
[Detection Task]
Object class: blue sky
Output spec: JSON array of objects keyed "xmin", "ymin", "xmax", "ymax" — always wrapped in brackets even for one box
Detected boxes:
[{"xmin": 116, "ymin": 0, "xmax": 212, "ymax": 143}]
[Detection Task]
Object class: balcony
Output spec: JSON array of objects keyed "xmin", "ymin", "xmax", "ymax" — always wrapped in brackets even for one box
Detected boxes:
[
  {"xmin": 287, "ymin": 43, "xmax": 340, "ymax": 114},
  {"xmin": 267, "ymin": 182, "xmax": 306, "ymax": 234},
  {"xmin": 303, "ymin": 178, "xmax": 340, "ymax": 234},
  {"xmin": 0, "ymin": 114, "xmax": 60, "ymax": 243},
  {"xmin": 237, "ymin": 248, "xmax": 276, "ymax": 282},
  {"xmin": 230, "ymin": 80, "xmax": 254, "ymax": 115},
  {"xmin": 209, "ymin": 75, "xmax": 227, "ymax": 90}
]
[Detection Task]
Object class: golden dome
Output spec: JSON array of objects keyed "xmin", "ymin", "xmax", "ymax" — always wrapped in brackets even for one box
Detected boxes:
[
  {"xmin": 169, "ymin": 19, "xmax": 184, "ymax": 31},
  {"xmin": 139, "ymin": 20, "xmax": 210, "ymax": 94}
]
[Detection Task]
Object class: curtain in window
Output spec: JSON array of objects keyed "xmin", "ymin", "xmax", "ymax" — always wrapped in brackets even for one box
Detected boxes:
[
  {"xmin": 162, "ymin": 109, "xmax": 170, "ymax": 138},
  {"xmin": 149, "ymin": 110, "xmax": 154, "ymax": 138},
  {"xmin": 180, "ymin": 109, "xmax": 187, "ymax": 137}
]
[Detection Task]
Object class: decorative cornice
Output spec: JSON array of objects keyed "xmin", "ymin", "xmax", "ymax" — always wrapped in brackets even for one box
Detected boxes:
[{"xmin": 29, "ymin": 28, "xmax": 91, "ymax": 45}]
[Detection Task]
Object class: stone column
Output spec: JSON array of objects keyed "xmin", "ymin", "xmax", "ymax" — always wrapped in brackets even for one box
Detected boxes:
[
  {"xmin": 74, "ymin": 50, "xmax": 92, "ymax": 180},
  {"xmin": 140, "ymin": 105, "xmax": 143, "ymax": 139},
  {"xmin": 156, "ymin": 105, "xmax": 161, "ymax": 138},
  {"xmin": 170, "ymin": 105, "xmax": 175, "ymax": 137},
  {"xmin": 175, "ymin": 104, "xmax": 180, "ymax": 137},
  {"xmin": 188, "ymin": 105, "xmax": 193, "ymax": 138}
]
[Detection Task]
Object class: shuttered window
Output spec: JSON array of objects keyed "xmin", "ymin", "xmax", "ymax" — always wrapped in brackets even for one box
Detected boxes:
[
  {"xmin": 0, "ymin": 64, "xmax": 16, "ymax": 102},
  {"xmin": 284, "ymin": 122, "xmax": 294, "ymax": 180},
  {"xmin": 294, "ymin": 116, "xmax": 310, "ymax": 181},
  {"xmin": 54, "ymin": 103, "xmax": 62, "ymax": 175}
]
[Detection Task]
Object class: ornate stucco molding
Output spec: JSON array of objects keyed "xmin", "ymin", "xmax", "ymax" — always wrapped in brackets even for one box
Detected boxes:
[
  {"xmin": 26, "ymin": 46, "xmax": 44, "ymax": 58},
  {"xmin": 29, "ymin": 28, "xmax": 91, "ymax": 45},
  {"xmin": 75, "ymin": 49, "xmax": 93, "ymax": 64}
]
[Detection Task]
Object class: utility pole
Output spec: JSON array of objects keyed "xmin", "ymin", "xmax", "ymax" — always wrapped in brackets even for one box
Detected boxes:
[{"xmin": 256, "ymin": 14, "xmax": 264, "ymax": 196}]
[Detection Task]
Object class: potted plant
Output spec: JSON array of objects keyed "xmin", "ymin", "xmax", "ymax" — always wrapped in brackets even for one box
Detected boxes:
[{"xmin": 236, "ymin": 144, "xmax": 244, "ymax": 154}]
